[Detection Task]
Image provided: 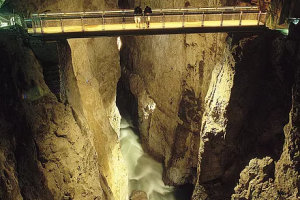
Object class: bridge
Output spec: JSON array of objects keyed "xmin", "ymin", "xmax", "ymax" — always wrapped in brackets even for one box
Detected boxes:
[{"xmin": 23, "ymin": 6, "xmax": 267, "ymax": 39}]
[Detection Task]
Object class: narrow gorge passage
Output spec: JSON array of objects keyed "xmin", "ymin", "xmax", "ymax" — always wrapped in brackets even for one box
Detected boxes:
[
  {"xmin": 119, "ymin": 117, "xmax": 194, "ymax": 200},
  {"xmin": 120, "ymin": 118, "xmax": 175, "ymax": 200}
]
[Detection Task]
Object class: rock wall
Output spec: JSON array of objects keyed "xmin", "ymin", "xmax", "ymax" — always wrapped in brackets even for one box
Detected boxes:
[
  {"xmin": 192, "ymin": 31, "xmax": 295, "ymax": 199},
  {"xmin": 232, "ymin": 23, "xmax": 300, "ymax": 200},
  {"xmin": 118, "ymin": 0, "xmax": 248, "ymax": 188},
  {"xmin": 0, "ymin": 35, "xmax": 107, "ymax": 199},
  {"xmin": 64, "ymin": 38, "xmax": 127, "ymax": 200},
  {"xmin": 119, "ymin": 1, "xmax": 299, "ymax": 199},
  {"xmin": 1, "ymin": 0, "xmax": 128, "ymax": 200},
  {"xmin": 4, "ymin": 0, "xmax": 118, "ymax": 15},
  {"xmin": 120, "ymin": 32, "xmax": 227, "ymax": 186},
  {"xmin": 1, "ymin": 0, "xmax": 299, "ymax": 199}
]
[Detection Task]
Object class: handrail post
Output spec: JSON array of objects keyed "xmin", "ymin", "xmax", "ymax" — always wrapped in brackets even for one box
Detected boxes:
[
  {"xmin": 161, "ymin": 9, "xmax": 165, "ymax": 28},
  {"xmin": 38, "ymin": 14, "xmax": 44, "ymax": 34},
  {"xmin": 182, "ymin": 11, "xmax": 185, "ymax": 27},
  {"xmin": 220, "ymin": 12, "xmax": 223, "ymax": 26},
  {"xmin": 142, "ymin": 12, "xmax": 145, "ymax": 29},
  {"xmin": 257, "ymin": 11, "xmax": 261, "ymax": 25},
  {"xmin": 239, "ymin": 11, "xmax": 243, "ymax": 26},
  {"xmin": 122, "ymin": 11, "xmax": 125, "ymax": 29},
  {"xmin": 102, "ymin": 11, "xmax": 105, "ymax": 30},
  {"xmin": 81, "ymin": 12, "xmax": 85, "ymax": 32},
  {"xmin": 202, "ymin": 12, "xmax": 204, "ymax": 27},
  {"xmin": 32, "ymin": 15, "xmax": 37, "ymax": 34},
  {"xmin": 60, "ymin": 14, "xmax": 64, "ymax": 33}
]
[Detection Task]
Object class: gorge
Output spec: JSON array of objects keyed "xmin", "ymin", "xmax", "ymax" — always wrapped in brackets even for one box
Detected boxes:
[{"xmin": 0, "ymin": 0, "xmax": 299, "ymax": 200}]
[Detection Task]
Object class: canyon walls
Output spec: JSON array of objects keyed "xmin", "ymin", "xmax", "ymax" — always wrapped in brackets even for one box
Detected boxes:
[
  {"xmin": 192, "ymin": 31, "xmax": 296, "ymax": 199},
  {"xmin": 119, "ymin": 0, "xmax": 232, "ymax": 187},
  {"xmin": 1, "ymin": 0, "xmax": 128, "ymax": 199},
  {"xmin": 231, "ymin": 23, "xmax": 300, "ymax": 200},
  {"xmin": 0, "ymin": 0, "xmax": 299, "ymax": 199},
  {"xmin": 0, "ymin": 36, "xmax": 107, "ymax": 199},
  {"xmin": 64, "ymin": 38, "xmax": 127, "ymax": 200},
  {"xmin": 120, "ymin": 33, "xmax": 227, "ymax": 186},
  {"xmin": 118, "ymin": 1, "xmax": 300, "ymax": 199}
]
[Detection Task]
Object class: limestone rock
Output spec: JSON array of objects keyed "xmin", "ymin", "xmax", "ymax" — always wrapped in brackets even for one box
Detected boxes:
[
  {"xmin": 0, "ymin": 119, "xmax": 23, "ymax": 200},
  {"xmin": 232, "ymin": 157, "xmax": 278, "ymax": 200},
  {"xmin": 119, "ymin": 0, "xmax": 255, "ymax": 188},
  {"xmin": 120, "ymin": 29, "xmax": 228, "ymax": 186},
  {"xmin": 231, "ymin": 23, "xmax": 300, "ymax": 200},
  {"xmin": 5, "ymin": 0, "xmax": 118, "ymax": 14},
  {"xmin": 2, "ymin": 1, "xmax": 128, "ymax": 200},
  {"xmin": 66, "ymin": 38, "xmax": 128, "ymax": 200},
  {"xmin": 130, "ymin": 190, "xmax": 148, "ymax": 200},
  {"xmin": 0, "ymin": 36, "xmax": 106, "ymax": 199}
]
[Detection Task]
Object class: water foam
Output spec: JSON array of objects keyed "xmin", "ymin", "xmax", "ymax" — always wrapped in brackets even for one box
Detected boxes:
[{"xmin": 120, "ymin": 118, "xmax": 176, "ymax": 200}]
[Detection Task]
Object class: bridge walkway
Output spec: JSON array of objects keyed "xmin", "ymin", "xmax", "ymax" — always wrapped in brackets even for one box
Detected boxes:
[{"xmin": 25, "ymin": 6, "xmax": 267, "ymax": 39}]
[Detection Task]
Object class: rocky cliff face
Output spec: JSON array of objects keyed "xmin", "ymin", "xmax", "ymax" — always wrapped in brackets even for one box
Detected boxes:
[
  {"xmin": 0, "ymin": 36, "xmax": 109, "ymax": 199},
  {"xmin": 232, "ymin": 23, "xmax": 300, "ymax": 200},
  {"xmin": 192, "ymin": 31, "xmax": 296, "ymax": 199},
  {"xmin": 119, "ymin": 0, "xmax": 234, "ymax": 187},
  {"xmin": 1, "ymin": 0, "xmax": 299, "ymax": 199},
  {"xmin": 118, "ymin": 1, "xmax": 300, "ymax": 200},
  {"xmin": 64, "ymin": 38, "xmax": 127, "ymax": 200},
  {"xmin": 1, "ymin": 1, "xmax": 128, "ymax": 200},
  {"xmin": 120, "ymin": 32, "xmax": 227, "ymax": 186}
]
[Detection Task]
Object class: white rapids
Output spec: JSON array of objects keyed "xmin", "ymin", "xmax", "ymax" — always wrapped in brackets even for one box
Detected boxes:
[{"xmin": 120, "ymin": 118, "xmax": 176, "ymax": 200}]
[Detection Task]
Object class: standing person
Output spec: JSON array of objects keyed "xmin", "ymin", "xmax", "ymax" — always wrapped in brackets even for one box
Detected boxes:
[
  {"xmin": 134, "ymin": 6, "xmax": 142, "ymax": 28},
  {"xmin": 144, "ymin": 6, "xmax": 152, "ymax": 28}
]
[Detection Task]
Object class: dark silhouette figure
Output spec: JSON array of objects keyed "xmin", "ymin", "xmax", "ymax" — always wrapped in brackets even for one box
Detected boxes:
[
  {"xmin": 144, "ymin": 6, "xmax": 152, "ymax": 28},
  {"xmin": 134, "ymin": 6, "xmax": 143, "ymax": 28}
]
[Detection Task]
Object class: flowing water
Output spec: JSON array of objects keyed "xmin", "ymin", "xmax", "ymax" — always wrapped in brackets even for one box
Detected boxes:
[{"xmin": 120, "ymin": 118, "xmax": 176, "ymax": 200}]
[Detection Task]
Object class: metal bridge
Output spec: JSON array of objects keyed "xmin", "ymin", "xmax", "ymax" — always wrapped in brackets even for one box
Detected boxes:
[{"xmin": 23, "ymin": 6, "xmax": 267, "ymax": 39}]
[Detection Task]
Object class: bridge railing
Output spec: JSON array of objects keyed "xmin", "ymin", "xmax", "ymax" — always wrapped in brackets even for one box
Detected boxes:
[{"xmin": 25, "ymin": 6, "xmax": 267, "ymax": 34}]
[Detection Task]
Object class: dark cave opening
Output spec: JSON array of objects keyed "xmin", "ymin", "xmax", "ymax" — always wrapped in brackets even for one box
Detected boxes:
[{"xmin": 116, "ymin": 76, "xmax": 139, "ymax": 128}]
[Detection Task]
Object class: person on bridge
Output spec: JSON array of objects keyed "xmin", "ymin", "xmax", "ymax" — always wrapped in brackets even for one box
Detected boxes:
[
  {"xmin": 134, "ymin": 6, "xmax": 143, "ymax": 28},
  {"xmin": 144, "ymin": 6, "xmax": 152, "ymax": 28}
]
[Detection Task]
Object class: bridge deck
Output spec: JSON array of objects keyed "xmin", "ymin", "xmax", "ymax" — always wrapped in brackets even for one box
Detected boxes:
[{"xmin": 26, "ymin": 6, "xmax": 267, "ymax": 39}]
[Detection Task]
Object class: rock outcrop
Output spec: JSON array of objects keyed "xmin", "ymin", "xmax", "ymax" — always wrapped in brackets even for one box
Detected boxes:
[
  {"xmin": 0, "ymin": 35, "xmax": 108, "ymax": 199},
  {"xmin": 65, "ymin": 38, "xmax": 127, "ymax": 200},
  {"xmin": 120, "ymin": 2, "xmax": 299, "ymax": 199},
  {"xmin": 1, "ymin": 0, "xmax": 299, "ymax": 199},
  {"xmin": 192, "ymin": 31, "xmax": 296, "ymax": 199},
  {"xmin": 232, "ymin": 22, "xmax": 300, "ymax": 200},
  {"xmin": 232, "ymin": 157, "xmax": 278, "ymax": 199},
  {"xmin": 1, "ymin": 1, "xmax": 128, "ymax": 200},
  {"xmin": 130, "ymin": 190, "xmax": 148, "ymax": 200},
  {"xmin": 119, "ymin": 0, "xmax": 231, "ymax": 186}
]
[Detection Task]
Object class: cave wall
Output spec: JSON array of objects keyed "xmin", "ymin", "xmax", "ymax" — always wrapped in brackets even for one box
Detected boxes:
[
  {"xmin": 119, "ymin": 0, "xmax": 245, "ymax": 188},
  {"xmin": 0, "ymin": 0, "xmax": 299, "ymax": 199},
  {"xmin": 232, "ymin": 24, "xmax": 300, "ymax": 199},
  {"xmin": 118, "ymin": 1, "xmax": 299, "ymax": 199},
  {"xmin": 4, "ymin": 0, "xmax": 117, "ymax": 15},
  {"xmin": 120, "ymin": 32, "xmax": 227, "ymax": 186},
  {"xmin": 65, "ymin": 38, "xmax": 128, "ymax": 200},
  {"xmin": 1, "ymin": 0, "xmax": 128, "ymax": 200},
  {"xmin": 192, "ymin": 31, "xmax": 295, "ymax": 199},
  {"xmin": 0, "ymin": 36, "xmax": 109, "ymax": 200}
]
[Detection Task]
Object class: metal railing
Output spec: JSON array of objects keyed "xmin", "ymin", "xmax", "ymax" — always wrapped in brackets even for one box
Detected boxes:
[{"xmin": 25, "ymin": 6, "xmax": 267, "ymax": 35}]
